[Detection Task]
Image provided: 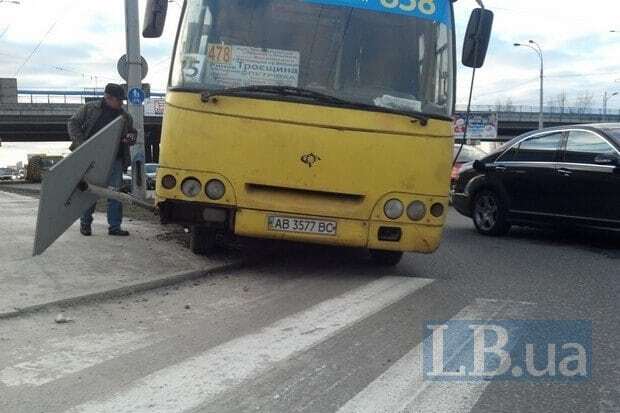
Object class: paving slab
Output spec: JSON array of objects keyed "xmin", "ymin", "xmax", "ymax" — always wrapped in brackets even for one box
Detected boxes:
[{"xmin": 0, "ymin": 191, "xmax": 240, "ymax": 317}]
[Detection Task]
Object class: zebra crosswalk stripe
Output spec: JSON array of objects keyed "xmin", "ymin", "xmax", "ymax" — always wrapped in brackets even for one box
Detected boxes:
[
  {"xmin": 337, "ymin": 298, "xmax": 536, "ymax": 413},
  {"xmin": 66, "ymin": 276, "xmax": 434, "ymax": 413},
  {"xmin": 0, "ymin": 331, "xmax": 155, "ymax": 387}
]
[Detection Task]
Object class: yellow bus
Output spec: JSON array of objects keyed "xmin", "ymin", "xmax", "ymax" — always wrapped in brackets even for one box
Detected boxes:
[{"xmin": 144, "ymin": 0, "xmax": 492, "ymax": 265}]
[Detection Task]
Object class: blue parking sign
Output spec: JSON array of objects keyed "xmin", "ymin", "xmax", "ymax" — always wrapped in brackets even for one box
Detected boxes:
[{"xmin": 128, "ymin": 88, "xmax": 145, "ymax": 105}]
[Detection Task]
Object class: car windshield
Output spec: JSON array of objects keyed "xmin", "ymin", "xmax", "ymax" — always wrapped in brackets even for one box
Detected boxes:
[
  {"xmin": 40, "ymin": 159, "xmax": 60, "ymax": 168},
  {"xmin": 171, "ymin": 0, "xmax": 455, "ymax": 118},
  {"xmin": 145, "ymin": 164, "xmax": 159, "ymax": 174}
]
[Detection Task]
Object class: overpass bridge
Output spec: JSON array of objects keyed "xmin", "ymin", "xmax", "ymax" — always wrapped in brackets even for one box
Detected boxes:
[
  {"xmin": 0, "ymin": 102, "xmax": 164, "ymax": 142},
  {"xmin": 0, "ymin": 90, "xmax": 165, "ymax": 143},
  {"xmin": 460, "ymin": 104, "xmax": 620, "ymax": 138},
  {"xmin": 2, "ymin": 94, "xmax": 620, "ymax": 143}
]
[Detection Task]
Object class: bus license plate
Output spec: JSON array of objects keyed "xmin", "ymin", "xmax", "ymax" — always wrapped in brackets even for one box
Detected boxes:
[{"xmin": 268, "ymin": 215, "xmax": 337, "ymax": 236}]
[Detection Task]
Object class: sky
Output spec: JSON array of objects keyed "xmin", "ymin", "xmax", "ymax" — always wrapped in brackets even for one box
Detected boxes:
[{"xmin": 1, "ymin": 0, "xmax": 620, "ymax": 108}]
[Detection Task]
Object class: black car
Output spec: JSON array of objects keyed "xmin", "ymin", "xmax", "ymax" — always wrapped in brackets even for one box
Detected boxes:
[{"xmin": 452, "ymin": 124, "xmax": 620, "ymax": 235}]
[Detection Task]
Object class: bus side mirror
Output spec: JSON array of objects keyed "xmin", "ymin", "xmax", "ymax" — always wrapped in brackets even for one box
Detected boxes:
[
  {"xmin": 462, "ymin": 8, "xmax": 494, "ymax": 68},
  {"xmin": 143, "ymin": 0, "xmax": 169, "ymax": 38}
]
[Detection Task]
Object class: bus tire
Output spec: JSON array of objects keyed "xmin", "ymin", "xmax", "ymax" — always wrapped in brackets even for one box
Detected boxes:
[
  {"xmin": 370, "ymin": 250, "xmax": 404, "ymax": 266},
  {"xmin": 190, "ymin": 226, "xmax": 217, "ymax": 255}
]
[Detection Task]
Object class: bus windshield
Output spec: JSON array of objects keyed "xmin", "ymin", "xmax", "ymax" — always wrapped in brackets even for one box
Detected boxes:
[{"xmin": 171, "ymin": 0, "xmax": 455, "ymax": 118}]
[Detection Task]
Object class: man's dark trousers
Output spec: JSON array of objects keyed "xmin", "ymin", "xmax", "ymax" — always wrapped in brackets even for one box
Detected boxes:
[{"xmin": 80, "ymin": 158, "xmax": 124, "ymax": 231}]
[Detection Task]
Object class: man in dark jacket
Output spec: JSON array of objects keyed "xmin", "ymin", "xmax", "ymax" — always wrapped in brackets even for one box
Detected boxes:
[{"xmin": 67, "ymin": 83, "xmax": 136, "ymax": 237}]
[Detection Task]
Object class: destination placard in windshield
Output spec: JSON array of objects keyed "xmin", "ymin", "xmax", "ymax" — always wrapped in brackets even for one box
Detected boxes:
[{"xmin": 303, "ymin": 0, "xmax": 450, "ymax": 25}]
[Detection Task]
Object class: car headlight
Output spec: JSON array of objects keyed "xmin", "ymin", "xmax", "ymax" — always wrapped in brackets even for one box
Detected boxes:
[
  {"xmin": 384, "ymin": 199, "xmax": 404, "ymax": 220},
  {"xmin": 181, "ymin": 178, "xmax": 202, "ymax": 197},
  {"xmin": 205, "ymin": 179, "xmax": 226, "ymax": 200},
  {"xmin": 161, "ymin": 175, "xmax": 176, "ymax": 189},
  {"xmin": 407, "ymin": 201, "xmax": 426, "ymax": 221}
]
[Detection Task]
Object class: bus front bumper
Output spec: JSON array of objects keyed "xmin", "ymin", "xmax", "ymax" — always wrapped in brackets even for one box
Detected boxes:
[
  {"xmin": 234, "ymin": 208, "xmax": 443, "ymax": 254},
  {"xmin": 158, "ymin": 200, "xmax": 444, "ymax": 253}
]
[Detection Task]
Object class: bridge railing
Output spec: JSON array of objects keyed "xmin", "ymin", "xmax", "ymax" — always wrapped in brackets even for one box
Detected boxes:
[
  {"xmin": 456, "ymin": 104, "xmax": 620, "ymax": 121},
  {"xmin": 17, "ymin": 90, "xmax": 166, "ymax": 105},
  {"xmin": 11, "ymin": 94, "xmax": 620, "ymax": 122}
]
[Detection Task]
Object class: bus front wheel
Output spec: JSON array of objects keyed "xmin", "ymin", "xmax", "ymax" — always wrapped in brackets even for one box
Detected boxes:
[
  {"xmin": 370, "ymin": 250, "xmax": 404, "ymax": 266},
  {"xmin": 190, "ymin": 226, "xmax": 217, "ymax": 255}
]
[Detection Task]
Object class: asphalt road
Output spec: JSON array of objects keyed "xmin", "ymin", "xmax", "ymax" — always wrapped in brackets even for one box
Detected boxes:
[{"xmin": 0, "ymin": 211, "xmax": 618, "ymax": 413}]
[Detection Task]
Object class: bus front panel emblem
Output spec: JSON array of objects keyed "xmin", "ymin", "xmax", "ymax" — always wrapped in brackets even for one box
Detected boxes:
[{"xmin": 301, "ymin": 153, "xmax": 321, "ymax": 168}]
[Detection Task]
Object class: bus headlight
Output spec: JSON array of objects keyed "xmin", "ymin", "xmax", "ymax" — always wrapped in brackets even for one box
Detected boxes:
[
  {"xmin": 181, "ymin": 178, "xmax": 202, "ymax": 197},
  {"xmin": 407, "ymin": 201, "xmax": 426, "ymax": 221},
  {"xmin": 205, "ymin": 179, "xmax": 226, "ymax": 200},
  {"xmin": 384, "ymin": 199, "xmax": 404, "ymax": 220},
  {"xmin": 430, "ymin": 203, "xmax": 445, "ymax": 218}
]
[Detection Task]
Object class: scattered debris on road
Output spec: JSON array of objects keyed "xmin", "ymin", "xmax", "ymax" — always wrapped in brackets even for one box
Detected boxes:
[{"xmin": 54, "ymin": 313, "xmax": 73, "ymax": 324}]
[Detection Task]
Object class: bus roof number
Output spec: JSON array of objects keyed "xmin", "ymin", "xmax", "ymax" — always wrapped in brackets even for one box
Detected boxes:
[{"xmin": 303, "ymin": 0, "xmax": 450, "ymax": 25}]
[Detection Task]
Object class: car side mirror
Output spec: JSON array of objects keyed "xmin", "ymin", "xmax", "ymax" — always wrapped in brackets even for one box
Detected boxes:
[
  {"xmin": 462, "ymin": 8, "xmax": 494, "ymax": 68},
  {"xmin": 143, "ymin": 0, "xmax": 168, "ymax": 38},
  {"xmin": 473, "ymin": 160, "xmax": 487, "ymax": 172}
]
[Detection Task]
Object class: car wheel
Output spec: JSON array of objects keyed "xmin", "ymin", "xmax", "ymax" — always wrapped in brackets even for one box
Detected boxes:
[
  {"xmin": 370, "ymin": 250, "xmax": 404, "ymax": 266},
  {"xmin": 190, "ymin": 226, "xmax": 217, "ymax": 255},
  {"xmin": 472, "ymin": 189, "xmax": 510, "ymax": 236}
]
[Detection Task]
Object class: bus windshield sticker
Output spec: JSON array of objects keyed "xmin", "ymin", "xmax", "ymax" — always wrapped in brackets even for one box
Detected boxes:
[
  {"xmin": 181, "ymin": 53, "xmax": 206, "ymax": 84},
  {"xmin": 374, "ymin": 95, "xmax": 422, "ymax": 113},
  {"xmin": 303, "ymin": 0, "xmax": 450, "ymax": 25},
  {"xmin": 204, "ymin": 44, "xmax": 300, "ymax": 88}
]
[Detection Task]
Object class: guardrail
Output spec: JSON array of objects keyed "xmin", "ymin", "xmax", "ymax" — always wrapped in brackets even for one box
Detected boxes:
[
  {"xmin": 455, "ymin": 104, "xmax": 620, "ymax": 117},
  {"xmin": 10, "ymin": 93, "xmax": 620, "ymax": 122},
  {"xmin": 16, "ymin": 90, "xmax": 166, "ymax": 104}
]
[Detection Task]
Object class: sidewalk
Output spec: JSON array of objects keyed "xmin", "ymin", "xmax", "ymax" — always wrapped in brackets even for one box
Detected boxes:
[{"xmin": 0, "ymin": 191, "xmax": 240, "ymax": 317}]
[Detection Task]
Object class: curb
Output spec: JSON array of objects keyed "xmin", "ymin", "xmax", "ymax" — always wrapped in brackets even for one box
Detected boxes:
[
  {"xmin": 0, "ymin": 260, "xmax": 246, "ymax": 320},
  {"xmin": 0, "ymin": 185, "xmax": 40, "ymax": 197}
]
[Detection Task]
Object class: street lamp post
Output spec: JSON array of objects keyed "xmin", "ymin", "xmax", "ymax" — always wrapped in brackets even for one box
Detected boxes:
[
  {"xmin": 514, "ymin": 40, "xmax": 544, "ymax": 129},
  {"xmin": 603, "ymin": 91, "xmax": 618, "ymax": 122}
]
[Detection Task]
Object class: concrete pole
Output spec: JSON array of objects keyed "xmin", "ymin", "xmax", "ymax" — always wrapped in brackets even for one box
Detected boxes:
[
  {"xmin": 603, "ymin": 91, "xmax": 618, "ymax": 122},
  {"xmin": 539, "ymin": 55, "xmax": 544, "ymax": 129},
  {"xmin": 514, "ymin": 41, "xmax": 544, "ymax": 129},
  {"xmin": 125, "ymin": 0, "xmax": 146, "ymax": 200},
  {"xmin": 528, "ymin": 40, "xmax": 544, "ymax": 130}
]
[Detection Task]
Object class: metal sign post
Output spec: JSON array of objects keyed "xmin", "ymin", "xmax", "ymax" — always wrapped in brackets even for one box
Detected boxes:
[
  {"xmin": 33, "ymin": 118, "xmax": 156, "ymax": 256},
  {"xmin": 124, "ymin": 0, "xmax": 147, "ymax": 200}
]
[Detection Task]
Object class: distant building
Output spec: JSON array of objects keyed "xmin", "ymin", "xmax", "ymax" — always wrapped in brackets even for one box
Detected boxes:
[{"xmin": 0, "ymin": 78, "xmax": 18, "ymax": 104}]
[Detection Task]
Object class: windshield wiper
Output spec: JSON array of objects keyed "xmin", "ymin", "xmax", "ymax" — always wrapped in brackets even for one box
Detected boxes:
[
  {"xmin": 202, "ymin": 86, "xmax": 352, "ymax": 105},
  {"xmin": 201, "ymin": 86, "xmax": 430, "ymax": 125}
]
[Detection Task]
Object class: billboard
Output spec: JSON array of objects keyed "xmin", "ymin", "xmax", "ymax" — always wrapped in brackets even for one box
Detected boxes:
[
  {"xmin": 144, "ymin": 98, "xmax": 165, "ymax": 117},
  {"xmin": 454, "ymin": 113, "xmax": 498, "ymax": 140}
]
